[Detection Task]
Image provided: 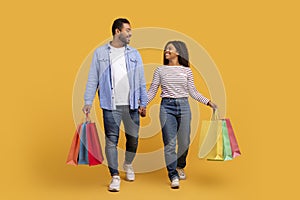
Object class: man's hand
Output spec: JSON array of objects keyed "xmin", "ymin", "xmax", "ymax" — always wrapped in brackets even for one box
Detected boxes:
[
  {"xmin": 82, "ymin": 105, "xmax": 92, "ymax": 114},
  {"xmin": 138, "ymin": 106, "xmax": 146, "ymax": 117}
]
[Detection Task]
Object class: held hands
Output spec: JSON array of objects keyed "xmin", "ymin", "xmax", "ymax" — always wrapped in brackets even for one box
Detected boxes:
[
  {"xmin": 138, "ymin": 106, "xmax": 146, "ymax": 117},
  {"xmin": 82, "ymin": 105, "xmax": 146, "ymax": 117}
]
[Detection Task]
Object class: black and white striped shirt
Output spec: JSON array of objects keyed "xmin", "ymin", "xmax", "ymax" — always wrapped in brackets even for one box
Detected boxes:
[{"xmin": 147, "ymin": 65, "xmax": 210, "ymax": 105}]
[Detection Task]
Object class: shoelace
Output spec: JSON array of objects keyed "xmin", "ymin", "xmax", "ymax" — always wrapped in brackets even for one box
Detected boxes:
[
  {"xmin": 125, "ymin": 165, "xmax": 134, "ymax": 173},
  {"xmin": 178, "ymin": 169, "xmax": 184, "ymax": 176},
  {"xmin": 111, "ymin": 177, "xmax": 120, "ymax": 183}
]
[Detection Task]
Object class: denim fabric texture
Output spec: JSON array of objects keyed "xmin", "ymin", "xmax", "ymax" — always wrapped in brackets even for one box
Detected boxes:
[
  {"xmin": 103, "ymin": 106, "xmax": 140, "ymax": 176},
  {"xmin": 160, "ymin": 97, "xmax": 191, "ymax": 181}
]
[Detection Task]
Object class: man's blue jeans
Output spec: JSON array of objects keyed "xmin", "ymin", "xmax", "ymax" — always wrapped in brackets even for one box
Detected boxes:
[
  {"xmin": 103, "ymin": 106, "xmax": 140, "ymax": 176},
  {"xmin": 160, "ymin": 98, "xmax": 191, "ymax": 181}
]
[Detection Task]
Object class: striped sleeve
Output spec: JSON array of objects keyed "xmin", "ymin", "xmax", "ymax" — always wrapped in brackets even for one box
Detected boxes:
[
  {"xmin": 147, "ymin": 67, "xmax": 161, "ymax": 104},
  {"xmin": 186, "ymin": 68, "xmax": 210, "ymax": 105}
]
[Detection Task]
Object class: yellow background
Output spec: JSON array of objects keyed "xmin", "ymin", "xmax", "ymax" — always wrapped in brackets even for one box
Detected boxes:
[{"xmin": 1, "ymin": 0, "xmax": 299, "ymax": 199}]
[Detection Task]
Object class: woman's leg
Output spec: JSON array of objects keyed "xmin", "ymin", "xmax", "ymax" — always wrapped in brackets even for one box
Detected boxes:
[{"xmin": 160, "ymin": 99, "xmax": 179, "ymax": 181}]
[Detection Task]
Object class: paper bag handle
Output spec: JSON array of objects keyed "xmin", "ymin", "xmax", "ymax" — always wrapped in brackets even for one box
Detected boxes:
[
  {"xmin": 85, "ymin": 113, "xmax": 91, "ymax": 122},
  {"xmin": 212, "ymin": 109, "xmax": 220, "ymax": 120}
]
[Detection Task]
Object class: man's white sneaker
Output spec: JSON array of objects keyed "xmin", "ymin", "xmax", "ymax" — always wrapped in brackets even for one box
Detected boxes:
[
  {"xmin": 123, "ymin": 163, "xmax": 135, "ymax": 181},
  {"xmin": 171, "ymin": 177, "xmax": 180, "ymax": 189},
  {"xmin": 108, "ymin": 175, "xmax": 120, "ymax": 192},
  {"xmin": 176, "ymin": 168, "xmax": 186, "ymax": 180}
]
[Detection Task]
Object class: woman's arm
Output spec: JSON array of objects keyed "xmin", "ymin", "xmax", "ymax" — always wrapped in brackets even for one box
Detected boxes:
[
  {"xmin": 186, "ymin": 68, "xmax": 210, "ymax": 105},
  {"xmin": 147, "ymin": 67, "xmax": 161, "ymax": 104}
]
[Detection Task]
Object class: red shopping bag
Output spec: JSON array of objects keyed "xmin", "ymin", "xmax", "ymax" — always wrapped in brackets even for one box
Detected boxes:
[
  {"xmin": 225, "ymin": 119, "xmax": 241, "ymax": 158},
  {"xmin": 66, "ymin": 124, "xmax": 82, "ymax": 165},
  {"xmin": 86, "ymin": 122, "xmax": 104, "ymax": 166}
]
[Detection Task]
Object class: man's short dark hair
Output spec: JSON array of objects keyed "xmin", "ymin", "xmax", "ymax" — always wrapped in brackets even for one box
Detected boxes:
[{"xmin": 112, "ymin": 18, "xmax": 130, "ymax": 36}]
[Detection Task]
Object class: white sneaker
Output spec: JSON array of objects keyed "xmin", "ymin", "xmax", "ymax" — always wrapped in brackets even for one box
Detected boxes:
[
  {"xmin": 171, "ymin": 177, "xmax": 180, "ymax": 189},
  {"xmin": 176, "ymin": 168, "xmax": 186, "ymax": 180},
  {"xmin": 123, "ymin": 163, "xmax": 135, "ymax": 181},
  {"xmin": 108, "ymin": 175, "xmax": 120, "ymax": 192}
]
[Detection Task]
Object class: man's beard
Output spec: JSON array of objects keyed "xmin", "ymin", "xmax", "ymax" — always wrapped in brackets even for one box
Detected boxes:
[{"xmin": 119, "ymin": 34, "xmax": 130, "ymax": 45}]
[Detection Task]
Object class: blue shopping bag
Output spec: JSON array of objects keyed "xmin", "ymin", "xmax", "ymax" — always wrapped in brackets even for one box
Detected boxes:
[{"xmin": 78, "ymin": 123, "xmax": 89, "ymax": 164}]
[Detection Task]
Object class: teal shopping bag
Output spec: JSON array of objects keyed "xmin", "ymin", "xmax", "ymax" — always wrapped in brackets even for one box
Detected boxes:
[{"xmin": 78, "ymin": 123, "xmax": 89, "ymax": 164}]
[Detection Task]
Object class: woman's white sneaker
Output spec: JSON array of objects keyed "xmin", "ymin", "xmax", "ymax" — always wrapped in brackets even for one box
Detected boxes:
[{"xmin": 176, "ymin": 168, "xmax": 186, "ymax": 180}]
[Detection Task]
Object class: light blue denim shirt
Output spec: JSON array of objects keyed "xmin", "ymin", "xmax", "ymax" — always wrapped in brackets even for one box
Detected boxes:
[{"xmin": 84, "ymin": 43, "xmax": 147, "ymax": 110}]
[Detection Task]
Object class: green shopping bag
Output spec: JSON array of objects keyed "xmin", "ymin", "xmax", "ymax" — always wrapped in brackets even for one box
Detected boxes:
[{"xmin": 222, "ymin": 120, "xmax": 233, "ymax": 161}]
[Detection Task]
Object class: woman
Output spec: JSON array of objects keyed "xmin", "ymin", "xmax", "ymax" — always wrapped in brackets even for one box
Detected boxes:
[{"xmin": 147, "ymin": 41, "xmax": 217, "ymax": 189}]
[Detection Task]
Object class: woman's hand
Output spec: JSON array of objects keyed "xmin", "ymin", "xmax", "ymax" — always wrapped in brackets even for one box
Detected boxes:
[
  {"xmin": 208, "ymin": 101, "xmax": 218, "ymax": 111},
  {"xmin": 139, "ymin": 106, "xmax": 146, "ymax": 117}
]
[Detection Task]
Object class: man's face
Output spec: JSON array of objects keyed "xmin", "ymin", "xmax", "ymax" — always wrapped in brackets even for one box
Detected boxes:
[{"xmin": 117, "ymin": 23, "xmax": 132, "ymax": 45}]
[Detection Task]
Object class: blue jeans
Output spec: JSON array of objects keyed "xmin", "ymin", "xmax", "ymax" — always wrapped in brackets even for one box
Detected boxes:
[
  {"xmin": 160, "ymin": 98, "xmax": 191, "ymax": 181},
  {"xmin": 103, "ymin": 106, "xmax": 140, "ymax": 176}
]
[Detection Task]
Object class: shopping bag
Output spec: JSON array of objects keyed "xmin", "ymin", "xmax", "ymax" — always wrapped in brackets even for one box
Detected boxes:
[
  {"xmin": 206, "ymin": 126, "xmax": 224, "ymax": 161},
  {"xmin": 198, "ymin": 111, "xmax": 222, "ymax": 159},
  {"xmin": 86, "ymin": 122, "xmax": 104, "ymax": 166},
  {"xmin": 222, "ymin": 120, "xmax": 233, "ymax": 161},
  {"xmin": 66, "ymin": 124, "xmax": 82, "ymax": 165},
  {"xmin": 78, "ymin": 123, "xmax": 89, "ymax": 165},
  {"xmin": 199, "ymin": 109, "xmax": 241, "ymax": 161},
  {"xmin": 225, "ymin": 119, "xmax": 241, "ymax": 158},
  {"xmin": 67, "ymin": 113, "xmax": 104, "ymax": 166}
]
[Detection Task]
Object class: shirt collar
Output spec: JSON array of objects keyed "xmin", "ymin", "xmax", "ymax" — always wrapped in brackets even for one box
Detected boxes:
[{"xmin": 106, "ymin": 42, "xmax": 131, "ymax": 51}]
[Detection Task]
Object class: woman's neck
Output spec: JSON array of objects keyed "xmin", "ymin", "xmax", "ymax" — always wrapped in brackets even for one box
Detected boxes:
[{"xmin": 167, "ymin": 59, "xmax": 180, "ymax": 66}]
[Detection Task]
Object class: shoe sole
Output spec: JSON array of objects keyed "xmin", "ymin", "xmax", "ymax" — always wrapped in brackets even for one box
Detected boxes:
[
  {"xmin": 171, "ymin": 185, "xmax": 180, "ymax": 189},
  {"xmin": 108, "ymin": 188, "xmax": 120, "ymax": 192}
]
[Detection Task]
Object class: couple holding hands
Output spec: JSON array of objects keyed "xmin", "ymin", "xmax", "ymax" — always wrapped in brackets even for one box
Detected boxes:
[{"xmin": 82, "ymin": 18, "xmax": 217, "ymax": 192}]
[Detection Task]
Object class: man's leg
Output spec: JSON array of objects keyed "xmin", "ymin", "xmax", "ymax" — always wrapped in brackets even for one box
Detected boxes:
[
  {"xmin": 102, "ymin": 108, "xmax": 122, "ymax": 176},
  {"xmin": 122, "ymin": 106, "xmax": 139, "ymax": 181},
  {"xmin": 122, "ymin": 106, "xmax": 140, "ymax": 164}
]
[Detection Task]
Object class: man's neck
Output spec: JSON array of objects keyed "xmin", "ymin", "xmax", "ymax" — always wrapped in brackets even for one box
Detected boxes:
[{"xmin": 110, "ymin": 40, "xmax": 125, "ymax": 48}]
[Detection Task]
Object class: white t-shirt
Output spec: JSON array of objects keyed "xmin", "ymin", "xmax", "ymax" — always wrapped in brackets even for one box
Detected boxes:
[{"xmin": 109, "ymin": 45, "xmax": 130, "ymax": 105}]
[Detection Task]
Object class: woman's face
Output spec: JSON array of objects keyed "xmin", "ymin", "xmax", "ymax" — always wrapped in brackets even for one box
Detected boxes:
[{"xmin": 164, "ymin": 43, "xmax": 179, "ymax": 60}]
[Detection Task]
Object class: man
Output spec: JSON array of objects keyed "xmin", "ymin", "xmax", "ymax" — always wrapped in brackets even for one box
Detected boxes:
[{"xmin": 82, "ymin": 18, "xmax": 147, "ymax": 192}]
